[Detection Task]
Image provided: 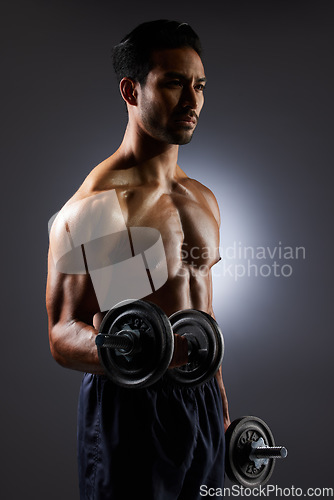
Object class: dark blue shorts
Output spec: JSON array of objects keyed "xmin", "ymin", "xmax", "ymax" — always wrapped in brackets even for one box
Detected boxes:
[{"xmin": 77, "ymin": 374, "xmax": 225, "ymax": 500}]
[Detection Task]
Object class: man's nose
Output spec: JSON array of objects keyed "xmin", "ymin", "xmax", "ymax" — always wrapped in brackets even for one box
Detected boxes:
[{"xmin": 181, "ymin": 86, "xmax": 199, "ymax": 109}]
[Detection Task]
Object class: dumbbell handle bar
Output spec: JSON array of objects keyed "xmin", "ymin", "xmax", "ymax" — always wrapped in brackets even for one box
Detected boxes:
[
  {"xmin": 250, "ymin": 446, "xmax": 288, "ymax": 460},
  {"xmin": 96, "ymin": 330, "xmax": 204, "ymax": 359},
  {"xmin": 96, "ymin": 331, "xmax": 135, "ymax": 353}
]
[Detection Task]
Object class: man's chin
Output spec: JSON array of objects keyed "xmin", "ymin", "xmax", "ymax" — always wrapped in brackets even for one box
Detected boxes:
[
  {"xmin": 170, "ymin": 130, "xmax": 194, "ymax": 145},
  {"xmin": 176, "ymin": 136, "xmax": 193, "ymax": 145}
]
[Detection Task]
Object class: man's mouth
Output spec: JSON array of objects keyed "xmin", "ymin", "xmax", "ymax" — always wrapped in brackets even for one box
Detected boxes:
[{"xmin": 175, "ymin": 115, "xmax": 197, "ymax": 126}]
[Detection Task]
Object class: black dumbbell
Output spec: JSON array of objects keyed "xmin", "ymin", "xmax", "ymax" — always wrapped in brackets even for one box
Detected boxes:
[
  {"xmin": 95, "ymin": 299, "xmax": 224, "ymax": 389},
  {"xmin": 225, "ymin": 416, "xmax": 288, "ymax": 488}
]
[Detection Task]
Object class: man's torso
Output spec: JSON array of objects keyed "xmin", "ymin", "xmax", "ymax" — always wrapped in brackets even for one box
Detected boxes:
[{"xmin": 58, "ymin": 156, "xmax": 220, "ymax": 324}]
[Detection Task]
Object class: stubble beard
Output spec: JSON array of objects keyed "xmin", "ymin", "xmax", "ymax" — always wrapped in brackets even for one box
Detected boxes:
[{"xmin": 140, "ymin": 107, "xmax": 196, "ymax": 146}]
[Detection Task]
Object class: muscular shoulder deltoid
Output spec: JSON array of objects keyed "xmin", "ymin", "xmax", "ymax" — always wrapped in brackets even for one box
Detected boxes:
[
  {"xmin": 180, "ymin": 177, "xmax": 221, "ymax": 226},
  {"xmin": 49, "ymin": 189, "xmax": 129, "ymax": 275}
]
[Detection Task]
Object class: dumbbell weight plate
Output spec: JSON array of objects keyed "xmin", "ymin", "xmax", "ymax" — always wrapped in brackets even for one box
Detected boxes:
[
  {"xmin": 167, "ymin": 310, "xmax": 224, "ymax": 387},
  {"xmin": 225, "ymin": 416, "xmax": 276, "ymax": 488},
  {"xmin": 97, "ymin": 300, "xmax": 174, "ymax": 389}
]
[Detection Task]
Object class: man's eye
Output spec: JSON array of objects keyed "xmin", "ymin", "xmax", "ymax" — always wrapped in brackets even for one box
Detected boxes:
[{"xmin": 195, "ymin": 84, "xmax": 206, "ymax": 92}]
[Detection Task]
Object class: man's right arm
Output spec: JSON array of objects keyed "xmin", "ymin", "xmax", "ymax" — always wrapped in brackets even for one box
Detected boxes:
[
  {"xmin": 46, "ymin": 249, "xmax": 190, "ymax": 374},
  {"xmin": 46, "ymin": 247, "xmax": 104, "ymax": 374}
]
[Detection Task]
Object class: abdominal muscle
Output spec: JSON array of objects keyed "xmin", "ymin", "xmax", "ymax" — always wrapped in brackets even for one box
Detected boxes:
[{"xmin": 146, "ymin": 261, "xmax": 213, "ymax": 316}]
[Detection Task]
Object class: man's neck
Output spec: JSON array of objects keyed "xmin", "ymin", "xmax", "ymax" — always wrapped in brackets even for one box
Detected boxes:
[{"xmin": 116, "ymin": 123, "xmax": 181, "ymax": 185}]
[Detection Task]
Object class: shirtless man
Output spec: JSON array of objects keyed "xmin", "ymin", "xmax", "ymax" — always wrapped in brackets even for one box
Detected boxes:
[{"xmin": 46, "ymin": 20, "xmax": 230, "ymax": 499}]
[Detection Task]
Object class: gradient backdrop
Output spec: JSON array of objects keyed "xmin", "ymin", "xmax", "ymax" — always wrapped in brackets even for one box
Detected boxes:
[{"xmin": 2, "ymin": 0, "xmax": 333, "ymax": 498}]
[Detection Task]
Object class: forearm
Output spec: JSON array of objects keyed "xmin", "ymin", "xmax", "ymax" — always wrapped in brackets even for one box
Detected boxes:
[
  {"xmin": 215, "ymin": 366, "xmax": 231, "ymax": 431},
  {"xmin": 49, "ymin": 319, "xmax": 104, "ymax": 374},
  {"xmin": 209, "ymin": 306, "xmax": 230, "ymax": 429}
]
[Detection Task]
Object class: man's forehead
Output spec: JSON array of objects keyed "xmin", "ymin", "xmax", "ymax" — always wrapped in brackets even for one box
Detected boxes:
[{"xmin": 149, "ymin": 47, "xmax": 205, "ymax": 78}]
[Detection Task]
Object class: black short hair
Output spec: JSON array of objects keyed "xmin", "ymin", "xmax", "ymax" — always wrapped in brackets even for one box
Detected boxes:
[{"xmin": 112, "ymin": 20, "xmax": 202, "ymax": 85}]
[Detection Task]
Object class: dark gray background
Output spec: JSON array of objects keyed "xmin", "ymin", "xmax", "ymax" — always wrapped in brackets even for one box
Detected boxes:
[{"xmin": 2, "ymin": 0, "xmax": 333, "ymax": 498}]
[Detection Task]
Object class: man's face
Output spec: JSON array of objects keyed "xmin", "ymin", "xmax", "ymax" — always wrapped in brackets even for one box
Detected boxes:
[{"xmin": 136, "ymin": 47, "xmax": 206, "ymax": 145}]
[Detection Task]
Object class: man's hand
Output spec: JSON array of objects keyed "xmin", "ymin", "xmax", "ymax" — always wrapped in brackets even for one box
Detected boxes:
[{"xmin": 168, "ymin": 334, "xmax": 189, "ymax": 368}]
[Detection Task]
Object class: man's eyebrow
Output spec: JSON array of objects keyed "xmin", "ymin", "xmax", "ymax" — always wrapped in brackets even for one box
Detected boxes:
[{"xmin": 163, "ymin": 72, "xmax": 207, "ymax": 83}]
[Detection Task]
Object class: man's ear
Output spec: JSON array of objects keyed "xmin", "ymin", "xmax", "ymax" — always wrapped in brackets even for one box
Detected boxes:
[{"xmin": 119, "ymin": 78, "xmax": 138, "ymax": 106}]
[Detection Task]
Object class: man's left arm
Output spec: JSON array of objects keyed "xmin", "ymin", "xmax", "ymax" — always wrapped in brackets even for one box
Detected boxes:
[
  {"xmin": 199, "ymin": 182, "xmax": 231, "ymax": 431},
  {"xmin": 209, "ymin": 294, "xmax": 230, "ymax": 431},
  {"xmin": 208, "ymin": 269, "xmax": 230, "ymax": 431},
  {"xmin": 215, "ymin": 365, "xmax": 231, "ymax": 431}
]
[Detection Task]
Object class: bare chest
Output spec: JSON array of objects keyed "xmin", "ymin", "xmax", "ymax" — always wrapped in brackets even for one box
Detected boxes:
[{"xmin": 119, "ymin": 187, "xmax": 220, "ymax": 272}]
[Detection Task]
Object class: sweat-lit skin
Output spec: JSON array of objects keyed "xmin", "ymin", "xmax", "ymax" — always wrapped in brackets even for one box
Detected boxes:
[{"xmin": 46, "ymin": 47, "xmax": 230, "ymax": 430}]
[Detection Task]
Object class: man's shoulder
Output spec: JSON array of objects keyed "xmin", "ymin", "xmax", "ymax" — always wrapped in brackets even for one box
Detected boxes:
[
  {"xmin": 49, "ymin": 186, "xmax": 127, "ymax": 273},
  {"xmin": 61, "ymin": 154, "xmax": 122, "ymax": 210},
  {"xmin": 51, "ymin": 156, "xmax": 126, "ymax": 238},
  {"xmin": 79, "ymin": 154, "xmax": 121, "ymax": 194},
  {"xmin": 181, "ymin": 177, "xmax": 220, "ymax": 225}
]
